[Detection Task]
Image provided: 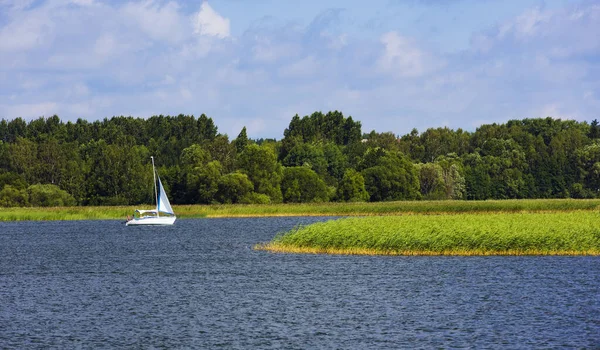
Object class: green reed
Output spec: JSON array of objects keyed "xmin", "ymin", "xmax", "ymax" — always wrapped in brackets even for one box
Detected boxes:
[
  {"xmin": 2, "ymin": 198, "xmax": 600, "ymax": 221},
  {"xmin": 0, "ymin": 206, "xmax": 133, "ymax": 221},
  {"xmin": 186, "ymin": 199, "xmax": 600, "ymax": 217},
  {"xmin": 259, "ymin": 211, "xmax": 600, "ymax": 256}
]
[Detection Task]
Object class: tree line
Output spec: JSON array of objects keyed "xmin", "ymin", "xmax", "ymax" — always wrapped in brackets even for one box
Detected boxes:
[{"xmin": 1, "ymin": 112, "xmax": 600, "ymax": 207}]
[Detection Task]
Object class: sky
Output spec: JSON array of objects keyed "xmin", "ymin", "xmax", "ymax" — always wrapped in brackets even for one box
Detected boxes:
[{"xmin": 0, "ymin": 0, "xmax": 598, "ymax": 139}]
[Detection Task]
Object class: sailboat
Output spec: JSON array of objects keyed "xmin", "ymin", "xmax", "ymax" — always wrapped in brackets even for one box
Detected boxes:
[{"xmin": 126, "ymin": 156, "xmax": 176, "ymax": 226}]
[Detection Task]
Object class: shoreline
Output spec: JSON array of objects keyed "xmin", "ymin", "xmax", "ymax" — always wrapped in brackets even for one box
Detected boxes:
[
  {"xmin": 256, "ymin": 244, "xmax": 600, "ymax": 256},
  {"xmin": 2, "ymin": 198, "xmax": 600, "ymax": 221}
]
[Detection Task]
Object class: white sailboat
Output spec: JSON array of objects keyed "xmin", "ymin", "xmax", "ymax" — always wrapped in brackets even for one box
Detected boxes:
[{"xmin": 126, "ymin": 156, "xmax": 176, "ymax": 226}]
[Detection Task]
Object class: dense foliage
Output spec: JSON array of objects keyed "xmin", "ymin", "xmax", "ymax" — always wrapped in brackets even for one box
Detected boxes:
[
  {"xmin": 260, "ymin": 212, "xmax": 600, "ymax": 255},
  {"xmin": 1, "ymin": 111, "xmax": 600, "ymax": 206}
]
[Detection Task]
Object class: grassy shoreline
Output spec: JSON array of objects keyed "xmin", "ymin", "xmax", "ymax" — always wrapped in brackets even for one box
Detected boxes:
[
  {"xmin": 4, "ymin": 200, "xmax": 599, "ymax": 256},
  {"xmin": 257, "ymin": 212, "xmax": 600, "ymax": 256},
  {"xmin": 2, "ymin": 198, "xmax": 600, "ymax": 221}
]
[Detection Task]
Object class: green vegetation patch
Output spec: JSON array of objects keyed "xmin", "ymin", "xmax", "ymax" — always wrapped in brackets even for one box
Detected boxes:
[
  {"xmin": 0, "ymin": 206, "xmax": 134, "ymax": 221},
  {"xmin": 200, "ymin": 199, "xmax": 600, "ymax": 217},
  {"xmin": 2, "ymin": 199, "xmax": 600, "ymax": 221},
  {"xmin": 258, "ymin": 212, "xmax": 600, "ymax": 256}
]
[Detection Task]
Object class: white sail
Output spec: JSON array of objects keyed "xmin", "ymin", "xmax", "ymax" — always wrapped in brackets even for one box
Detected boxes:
[
  {"xmin": 157, "ymin": 176, "xmax": 174, "ymax": 215},
  {"xmin": 126, "ymin": 156, "xmax": 176, "ymax": 226}
]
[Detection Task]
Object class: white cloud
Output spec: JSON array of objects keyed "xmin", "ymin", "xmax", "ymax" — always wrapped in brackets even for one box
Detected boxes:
[
  {"xmin": 496, "ymin": 7, "xmax": 551, "ymax": 40},
  {"xmin": 179, "ymin": 37, "xmax": 216, "ymax": 58},
  {"xmin": 215, "ymin": 66, "xmax": 268, "ymax": 87},
  {"xmin": 121, "ymin": 1, "xmax": 187, "ymax": 44},
  {"xmin": 278, "ymin": 56, "xmax": 320, "ymax": 78},
  {"xmin": 162, "ymin": 75, "xmax": 176, "ymax": 85},
  {"xmin": 66, "ymin": 83, "xmax": 90, "ymax": 98},
  {"xmin": 93, "ymin": 34, "xmax": 116, "ymax": 58},
  {"xmin": 473, "ymin": 4, "xmax": 600, "ymax": 58},
  {"xmin": 65, "ymin": 102, "xmax": 94, "ymax": 117},
  {"xmin": 512, "ymin": 7, "xmax": 551, "ymax": 39},
  {"xmin": 0, "ymin": 9, "xmax": 55, "ymax": 52},
  {"xmin": 251, "ymin": 37, "xmax": 299, "ymax": 63},
  {"xmin": 70, "ymin": 0, "xmax": 94, "ymax": 6},
  {"xmin": 326, "ymin": 33, "xmax": 347, "ymax": 50},
  {"xmin": 193, "ymin": 2, "xmax": 230, "ymax": 38},
  {"xmin": 0, "ymin": 0, "xmax": 36, "ymax": 11},
  {"xmin": 377, "ymin": 31, "xmax": 442, "ymax": 78},
  {"xmin": 1, "ymin": 102, "xmax": 59, "ymax": 119},
  {"xmin": 180, "ymin": 87, "xmax": 193, "ymax": 100},
  {"xmin": 0, "ymin": 0, "xmax": 598, "ymax": 139},
  {"xmin": 530, "ymin": 103, "xmax": 576, "ymax": 120}
]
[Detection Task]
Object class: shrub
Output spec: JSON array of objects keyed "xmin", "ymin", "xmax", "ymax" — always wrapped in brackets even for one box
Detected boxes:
[
  {"xmin": 27, "ymin": 184, "xmax": 76, "ymax": 207},
  {"xmin": 281, "ymin": 166, "xmax": 328, "ymax": 203},
  {"xmin": 0, "ymin": 185, "xmax": 29, "ymax": 207}
]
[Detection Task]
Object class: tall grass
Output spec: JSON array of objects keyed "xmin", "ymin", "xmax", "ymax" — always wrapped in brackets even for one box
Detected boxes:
[
  {"xmin": 185, "ymin": 198, "xmax": 600, "ymax": 217},
  {"xmin": 2, "ymin": 198, "xmax": 600, "ymax": 221},
  {"xmin": 0, "ymin": 206, "xmax": 135, "ymax": 221},
  {"xmin": 258, "ymin": 212, "xmax": 600, "ymax": 256}
]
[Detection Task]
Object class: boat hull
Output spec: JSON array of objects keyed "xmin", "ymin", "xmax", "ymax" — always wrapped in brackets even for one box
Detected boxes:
[{"xmin": 126, "ymin": 216, "xmax": 176, "ymax": 226}]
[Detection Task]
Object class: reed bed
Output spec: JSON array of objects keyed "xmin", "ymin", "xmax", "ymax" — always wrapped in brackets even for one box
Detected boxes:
[
  {"xmin": 182, "ymin": 198, "xmax": 600, "ymax": 217},
  {"xmin": 0, "ymin": 206, "xmax": 135, "ymax": 221},
  {"xmin": 2, "ymin": 198, "xmax": 600, "ymax": 221},
  {"xmin": 257, "ymin": 212, "xmax": 600, "ymax": 256}
]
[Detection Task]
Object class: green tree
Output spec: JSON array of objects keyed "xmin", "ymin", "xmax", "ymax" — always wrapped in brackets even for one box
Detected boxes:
[
  {"xmin": 237, "ymin": 144, "xmax": 283, "ymax": 202},
  {"xmin": 398, "ymin": 128, "xmax": 425, "ymax": 162},
  {"xmin": 419, "ymin": 127, "xmax": 470, "ymax": 162},
  {"xmin": 435, "ymin": 154, "xmax": 466, "ymax": 199},
  {"xmin": 36, "ymin": 137, "xmax": 67, "ymax": 185},
  {"xmin": 416, "ymin": 163, "xmax": 446, "ymax": 199},
  {"xmin": 282, "ymin": 110, "xmax": 361, "ymax": 145},
  {"xmin": 180, "ymin": 144, "xmax": 212, "ymax": 203},
  {"xmin": 8, "ymin": 137, "xmax": 38, "ymax": 184},
  {"xmin": 59, "ymin": 150, "xmax": 86, "ymax": 204},
  {"xmin": 463, "ymin": 153, "xmax": 491, "ymax": 200},
  {"xmin": 281, "ymin": 166, "xmax": 329, "ymax": 203},
  {"xmin": 323, "ymin": 143, "xmax": 348, "ymax": 184},
  {"xmin": 0, "ymin": 141, "xmax": 8, "ymax": 170},
  {"xmin": 360, "ymin": 148, "xmax": 420, "ymax": 201},
  {"xmin": 234, "ymin": 126, "xmax": 249, "ymax": 153},
  {"xmin": 27, "ymin": 184, "xmax": 76, "ymax": 207},
  {"xmin": 6, "ymin": 117, "xmax": 27, "ymax": 143},
  {"xmin": 282, "ymin": 142, "xmax": 327, "ymax": 176},
  {"xmin": 216, "ymin": 172, "xmax": 254, "ymax": 204},
  {"xmin": 196, "ymin": 161, "xmax": 223, "ymax": 204},
  {"xmin": 576, "ymin": 141, "xmax": 600, "ymax": 196},
  {"xmin": 0, "ymin": 171, "xmax": 27, "ymax": 190},
  {"xmin": 207, "ymin": 134, "xmax": 236, "ymax": 174},
  {"xmin": 0, "ymin": 185, "xmax": 29, "ymax": 207},
  {"xmin": 83, "ymin": 141, "xmax": 150, "ymax": 205},
  {"xmin": 588, "ymin": 119, "xmax": 600, "ymax": 139},
  {"xmin": 362, "ymin": 131, "xmax": 401, "ymax": 152},
  {"xmin": 336, "ymin": 169, "xmax": 369, "ymax": 202},
  {"xmin": 181, "ymin": 144, "xmax": 210, "ymax": 167}
]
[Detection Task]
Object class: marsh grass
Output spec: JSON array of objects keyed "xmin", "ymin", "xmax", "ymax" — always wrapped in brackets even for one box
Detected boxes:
[
  {"xmin": 0, "ymin": 206, "xmax": 135, "ymax": 221},
  {"xmin": 2, "ymin": 198, "xmax": 600, "ymax": 221},
  {"xmin": 257, "ymin": 212, "xmax": 600, "ymax": 256},
  {"xmin": 182, "ymin": 198, "xmax": 600, "ymax": 217}
]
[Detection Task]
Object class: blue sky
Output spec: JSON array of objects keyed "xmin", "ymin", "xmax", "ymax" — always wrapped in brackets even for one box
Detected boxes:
[{"xmin": 0, "ymin": 0, "xmax": 598, "ymax": 139}]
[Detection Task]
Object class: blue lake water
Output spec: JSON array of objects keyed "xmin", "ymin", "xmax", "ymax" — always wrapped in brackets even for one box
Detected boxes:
[{"xmin": 0, "ymin": 218, "xmax": 599, "ymax": 349}]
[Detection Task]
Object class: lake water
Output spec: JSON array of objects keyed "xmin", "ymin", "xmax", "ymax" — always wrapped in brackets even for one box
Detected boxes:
[{"xmin": 0, "ymin": 218, "xmax": 598, "ymax": 349}]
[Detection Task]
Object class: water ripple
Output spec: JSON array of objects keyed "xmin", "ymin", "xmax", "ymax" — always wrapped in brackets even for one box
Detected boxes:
[{"xmin": 1, "ymin": 218, "xmax": 599, "ymax": 349}]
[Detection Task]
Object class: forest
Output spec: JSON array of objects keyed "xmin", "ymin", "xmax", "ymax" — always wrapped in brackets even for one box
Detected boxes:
[{"xmin": 1, "ymin": 111, "xmax": 600, "ymax": 207}]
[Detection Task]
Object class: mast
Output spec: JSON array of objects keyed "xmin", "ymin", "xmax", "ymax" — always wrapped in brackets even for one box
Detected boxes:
[{"xmin": 151, "ymin": 156, "xmax": 159, "ymax": 217}]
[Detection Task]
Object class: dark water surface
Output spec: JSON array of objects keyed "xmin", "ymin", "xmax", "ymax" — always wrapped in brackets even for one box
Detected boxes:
[{"xmin": 1, "ymin": 218, "xmax": 598, "ymax": 349}]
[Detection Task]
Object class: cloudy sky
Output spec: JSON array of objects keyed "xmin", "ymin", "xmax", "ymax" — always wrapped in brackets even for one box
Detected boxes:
[{"xmin": 0, "ymin": 0, "xmax": 598, "ymax": 139}]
